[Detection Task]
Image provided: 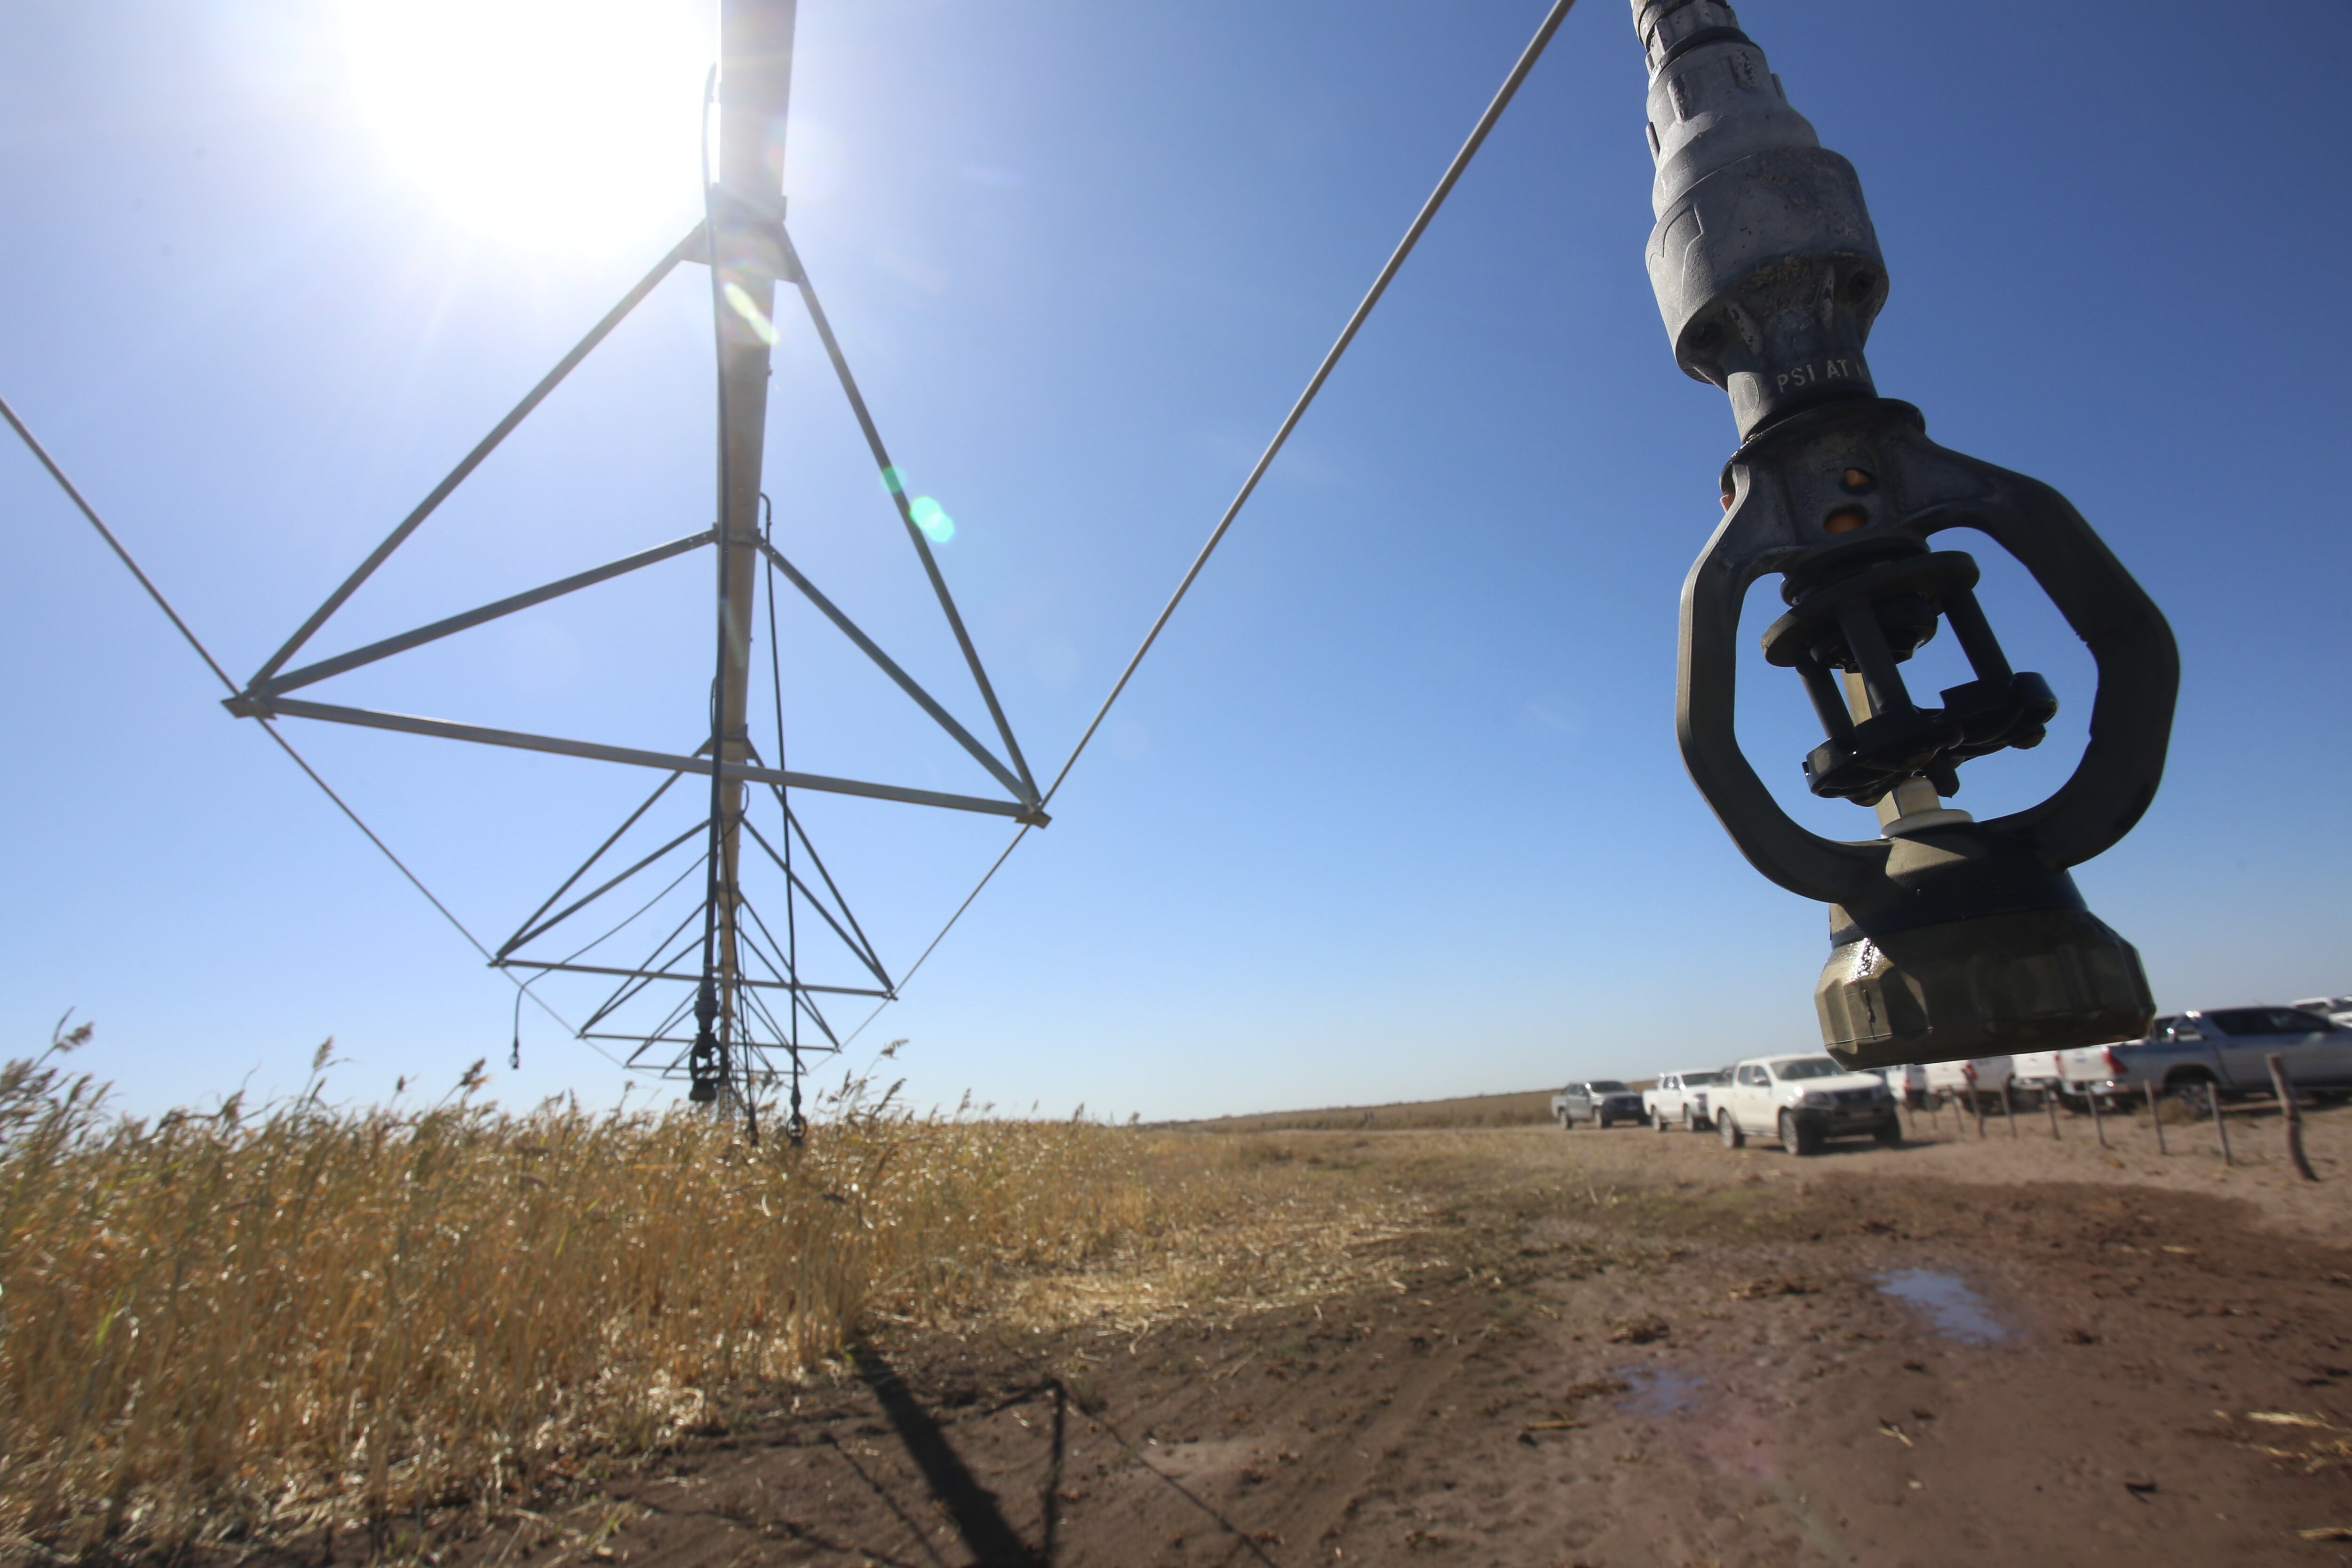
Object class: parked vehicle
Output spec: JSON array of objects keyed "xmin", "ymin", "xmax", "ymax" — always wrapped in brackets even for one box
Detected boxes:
[
  {"xmin": 2094, "ymin": 1008, "xmax": 2352, "ymax": 1101},
  {"xmin": 2293, "ymin": 995, "xmax": 2352, "ymax": 1028},
  {"xmin": 1923, "ymin": 1056, "xmax": 2012, "ymax": 1102},
  {"xmin": 1874, "ymin": 1064, "xmax": 1928, "ymax": 1108},
  {"xmin": 1644, "ymin": 1069, "xmax": 1729, "ymax": 1131},
  {"xmin": 2008, "ymin": 1047, "xmax": 2118, "ymax": 1102},
  {"xmin": 1553, "ymin": 1080, "xmax": 1645, "ymax": 1129},
  {"xmin": 1713, "ymin": 1054, "xmax": 1901, "ymax": 1156}
]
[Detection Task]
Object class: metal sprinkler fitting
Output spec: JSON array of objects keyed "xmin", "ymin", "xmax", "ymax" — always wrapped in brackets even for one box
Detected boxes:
[
  {"xmin": 688, "ymin": 980, "xmax": 723, "ymax": 1104},
  {"xmin": 1629, "ymin": 0, "xmax": 2178, "ymax": 1068}
]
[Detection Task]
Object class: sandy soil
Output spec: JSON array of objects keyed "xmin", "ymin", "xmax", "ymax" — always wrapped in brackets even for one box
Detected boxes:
[{"xmin": 436, "ymin": 1100, "xmax": 2352, "ymax": 1568}]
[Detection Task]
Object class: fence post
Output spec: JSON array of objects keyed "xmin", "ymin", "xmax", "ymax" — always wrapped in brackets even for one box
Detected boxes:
[
  {"xmin": 1970, "ymin": 1089, "xmax": 1986, "ymax": 1139},
  {"xmin": 2145, "ymin": 1081, "xmax": 2167, "ymax": 1155},
  {"xmin": 2089, "ymin": 1086, "xmax": 2107, "ymax": 1150},
  {"xmin": 2208, "ymin": 1082, "xmax": 2233, "ymax": 1166},
  {"xmin": 2046, "ymin": 1089, "xmax": 2062, "ymax": 1140},
  {"xmin": 2267, "ymin": 1052, "xmax": 2318, "ymax": 1183},
  {"xmin": 2002, "ymin": 1082, "xmax": 2019, "ymax": 1138}
]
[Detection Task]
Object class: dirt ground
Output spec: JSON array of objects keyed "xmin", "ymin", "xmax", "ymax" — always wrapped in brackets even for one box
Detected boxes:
[{"xmin": 441, "ymin": 1098, "xmax": 2352, "ymax": 1568}]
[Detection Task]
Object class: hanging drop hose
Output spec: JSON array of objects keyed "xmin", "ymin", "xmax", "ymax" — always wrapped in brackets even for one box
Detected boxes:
[{"xmin": 760, "ymin": 492, "xmax": 806, "ymax": 1146}]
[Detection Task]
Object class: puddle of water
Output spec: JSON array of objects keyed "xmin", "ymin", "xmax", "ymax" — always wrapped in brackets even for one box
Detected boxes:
[
  {"xmin": 1613, "ymin": 1365, "xmax": 1704, "ymax": 1417},
  {"xmin": 1877, "ymin": 1268, "xmax": 2009, "ymax": 1344}
]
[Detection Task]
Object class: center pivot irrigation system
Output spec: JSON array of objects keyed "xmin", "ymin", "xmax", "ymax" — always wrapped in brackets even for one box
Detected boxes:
[
  {"xmin": 224, "ymin": 0, "xmax": 1054, "ymax": 1134},
  {"xmin": 10, "ymin": 0, "xmax": 2177, "ymax": 1108}
]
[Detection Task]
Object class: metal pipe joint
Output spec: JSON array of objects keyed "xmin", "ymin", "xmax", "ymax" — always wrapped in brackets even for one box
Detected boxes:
[{"xmin": 1632, "ymin": 0, "xmax": 1887, "ymax": 438}]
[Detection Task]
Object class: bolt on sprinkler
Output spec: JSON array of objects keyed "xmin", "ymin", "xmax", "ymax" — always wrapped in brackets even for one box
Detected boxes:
[{"xmin": 1629, "ymin": 0, "xmax": 2178, "ymax": 1068}]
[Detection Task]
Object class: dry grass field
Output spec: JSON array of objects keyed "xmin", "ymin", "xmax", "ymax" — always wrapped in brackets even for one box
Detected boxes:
[
  {"xmin": 452, "ymin": 1094, "xmax": 2352, "ymax": 1568},
  {"xmin": 13, "ymin": 1040, "xmax": 2352, "ymax": 1567},
  {"xmin": 1172, "ymin": 1088, "xmax": 1561, "ymax": 1134},
  {"xmin": 0, "ymin": 1031, "xmax": 1343, "ymax": 1561}
]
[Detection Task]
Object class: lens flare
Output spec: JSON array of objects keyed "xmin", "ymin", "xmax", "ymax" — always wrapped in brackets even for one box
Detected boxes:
[
  {"xmin": 722, "ymin": 282, "xmax": 780, "ymax": 346},
  {"xmin": 908, "ymin": 495, "xmax": 955, "ymax": 544}
]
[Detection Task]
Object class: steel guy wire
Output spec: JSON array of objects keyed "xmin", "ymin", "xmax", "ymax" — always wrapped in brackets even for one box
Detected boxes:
[
  {"xmin": 0, "ymin": 390, "xmax": 616, "ymax": 1067},
  {"xmin": 839, "ymin": 0, "xmax": 1578, "ymax": 1048},
  {"xmin": 1041, "ymin": 0, "xmax": 1579, "ymax": 812}
]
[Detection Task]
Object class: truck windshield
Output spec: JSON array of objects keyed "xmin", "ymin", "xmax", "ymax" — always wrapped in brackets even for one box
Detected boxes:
[
  {"xmin": 1588, "ymin": 1081, "xmax": 1630, "ymax": 1093},
  {"xmin": 1771, "ymin": 1058, "xmax": 1844, "ymax": 1080},
  {"xmin": 1683, "ymin": 1071, "xmax": 1728, "ymax": 1085}
]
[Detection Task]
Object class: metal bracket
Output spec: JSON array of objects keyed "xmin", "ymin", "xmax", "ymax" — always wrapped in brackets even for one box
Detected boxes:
[{"xmin": 1678, "ymin": 397, "xmax": 2177, "ymax": 914}]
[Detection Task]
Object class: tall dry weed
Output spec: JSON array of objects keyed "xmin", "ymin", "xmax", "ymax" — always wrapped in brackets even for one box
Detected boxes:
[{"xmin": 0, "ymin": 1027, "xmax": 1203, "ymax": 1557}]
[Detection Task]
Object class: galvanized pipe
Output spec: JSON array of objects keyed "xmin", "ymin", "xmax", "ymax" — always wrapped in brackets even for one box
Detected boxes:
[{"xmin": 695, "ymin": 0, "xmax": 799, "ymax": 1100}]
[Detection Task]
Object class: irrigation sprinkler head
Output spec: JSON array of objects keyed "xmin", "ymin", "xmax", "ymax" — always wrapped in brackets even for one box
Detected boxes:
[{"xmin": 1630, "ymin": 0, "xmax": 2177, "ymax": 1068}]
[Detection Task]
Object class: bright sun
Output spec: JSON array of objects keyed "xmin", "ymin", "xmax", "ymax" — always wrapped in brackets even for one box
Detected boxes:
[{"xmin": 340, "ymin": 0, "xmax": 714, "ymax": 255}]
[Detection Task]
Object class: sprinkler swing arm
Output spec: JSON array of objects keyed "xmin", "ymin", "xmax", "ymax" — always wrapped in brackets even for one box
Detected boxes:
[{"xmin": 1630, "ymin": 0, "xmax": 2178, "ymax": 1067}]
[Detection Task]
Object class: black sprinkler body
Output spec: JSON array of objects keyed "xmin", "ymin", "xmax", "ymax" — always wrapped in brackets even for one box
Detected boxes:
[{"xmin": 1629, "ymin": 0, "xmax": 2178, "ymax": 1068}]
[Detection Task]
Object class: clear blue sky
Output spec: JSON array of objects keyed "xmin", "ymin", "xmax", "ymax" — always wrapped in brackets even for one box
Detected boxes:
[{"xmin": 4, "ymin": 1, "xmax": 2346, "ymax": 1120}]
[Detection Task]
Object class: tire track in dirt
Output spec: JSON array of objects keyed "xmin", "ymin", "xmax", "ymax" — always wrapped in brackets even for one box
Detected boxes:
[
  {"xmin": 420, "ymin": 1127, "xmax": 2352, "ymax": 1568},
  {"xmin": 1279, "ymin": 1317, "xmax": 1489, "ymax": 1558}
]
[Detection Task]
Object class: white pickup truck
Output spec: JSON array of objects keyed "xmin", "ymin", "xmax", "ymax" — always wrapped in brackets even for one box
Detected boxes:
[
  {"xmin": 2010, "ymin": 1046, "xmax": 2121, "ymax": 1102},
  {"xmin": 1713, "ymin": 1054, "xmax": 1901, "ymax": 1156},
  {"xmin": 1643, "ymin": 1069, "xmax": 1729, "ymax": 1131},
  {"xmin": 2294, "ymin": 995, "xmax": 2352, "ymax": 1028},
  {"xmin": 1923, "ymin": 1056, "xmax": 2013, "ymax": 1102}
]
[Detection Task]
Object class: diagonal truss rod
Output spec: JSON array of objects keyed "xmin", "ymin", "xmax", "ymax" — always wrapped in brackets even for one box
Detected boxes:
[
  {"xmin": 254, "ymin": 530, "xmax": 714, "ymax": 697},
  {"xmin": 500, "ymin": 769, "xmax": 689, "ymax": 957},
  {"xmin": 551, "ymin": 853, "xmax": 710, "ymax": 969},
  {"xmin": 776, "ymin": 224, "xmax": 1040, "ymax": 808},
  {"xmin": 733, "ymin": 927, "xmax": 845, "ymax": 1048},
  {"xmin": 499, "ymin": 817, "xmax": 709, "ymax": 959},
  {"xmin": 238, "ymin": 517, "xmax": 1035, "ymax": 811},
  {"xmin": 583, "ymin": 907, "xmax": 710, "ymax": 1033},
  {"xmin": 755, "ymin": 535, "xmax": 1025, "ymax": 802},
  {"xmin": 235, "ymin": 696, "xmax": 1033, "ymax": 818},
  {"xmin": 246, "ymin": 224, "xmax": 707, "ymax": 691},
  {"xmin": 768, "ymin": 787, "xmax": 882, "ymax": 981},
  {"xmin": 504, "ymin": 959, "xmax": 883, "ymax": 996},
  {"xmin": 739, "ymin": 812, "xmax": 890, "ymax": 987}
]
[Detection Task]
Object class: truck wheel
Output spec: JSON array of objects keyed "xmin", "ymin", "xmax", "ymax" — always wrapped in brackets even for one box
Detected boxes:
[
  {"xmin": 1873, "ymin": 1118, "xmax": 1903, "ymax": 1146},
  {"xmin": 1718, "ymin": 1113, "xmax": 1743, "ymax": 1150},
  {"xmin": 1681, "ymin": 1106, "xmax": 1697, "ymax": 1132},
  {"xmin": 1558, "ymin": 1111, "xmax": 1575, "ymax": 1130},
  {"xmin": 1653, "ymin": 1108, "xmax": 1669, "ymax": 1132},
  {"xmin": 1779, "ymin": 1110, "xmax": 1822, "ymax": 1157},
  {"xmin": 2169, "ymin": 1072, "xmax": 2216, "ymax": 1114}
]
